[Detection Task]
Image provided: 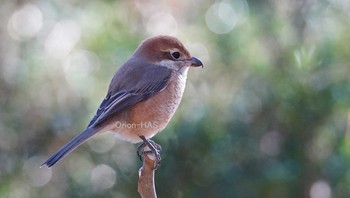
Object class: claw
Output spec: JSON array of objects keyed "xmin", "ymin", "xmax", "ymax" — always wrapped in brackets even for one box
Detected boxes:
[{"xmin": 137, "ymin": 136, "xmax": 162, "ymax": 170}]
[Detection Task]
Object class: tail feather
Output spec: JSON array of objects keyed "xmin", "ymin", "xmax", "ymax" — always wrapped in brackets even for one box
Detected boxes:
[{"xmin": 41, "ymin": 127, "xmax": 98, "ymax": 168}]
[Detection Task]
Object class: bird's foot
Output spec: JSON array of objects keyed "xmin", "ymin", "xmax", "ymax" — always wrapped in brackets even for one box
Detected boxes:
[{"xmin": 137, "ymin": 136, "xmax": 162, "ymax": 170}]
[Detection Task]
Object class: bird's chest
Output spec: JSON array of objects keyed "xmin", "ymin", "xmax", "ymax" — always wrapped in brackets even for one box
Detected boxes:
[{"xmin": 129, "ymin": 72, "xmax": 186, "ymax": 126}]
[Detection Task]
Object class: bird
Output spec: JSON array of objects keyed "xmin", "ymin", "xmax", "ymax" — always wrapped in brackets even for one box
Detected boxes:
[{"xmin": 41, "ymin": 35, "xmax": 203, "ymax": 168}]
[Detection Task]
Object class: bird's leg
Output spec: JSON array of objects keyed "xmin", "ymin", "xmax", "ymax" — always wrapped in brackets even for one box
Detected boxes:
[{"xmin": 137, "ymin": 135, "xmax": 162, "ymax": 170}]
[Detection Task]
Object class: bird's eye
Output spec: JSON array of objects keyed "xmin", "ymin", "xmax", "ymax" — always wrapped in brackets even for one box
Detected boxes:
[{"xmin": 171, "ymin": 52, "xmax": 181, "ymax": 60}]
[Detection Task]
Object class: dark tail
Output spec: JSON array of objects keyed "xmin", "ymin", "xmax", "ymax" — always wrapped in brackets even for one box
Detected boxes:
[{"xmin": 41, "ymin": 127, "xmax": 98, "ymax": 168}]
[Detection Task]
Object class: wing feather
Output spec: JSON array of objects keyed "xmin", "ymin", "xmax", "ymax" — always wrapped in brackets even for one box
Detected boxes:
[{"xmin": 87, "ymin": 59, "xmax": 172, "ymax": 128}]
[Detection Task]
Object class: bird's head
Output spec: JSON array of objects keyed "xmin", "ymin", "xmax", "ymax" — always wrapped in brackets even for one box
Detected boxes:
[{"xmin": 133, "ymin": 35, "xmax": 203, "ymax": 73}]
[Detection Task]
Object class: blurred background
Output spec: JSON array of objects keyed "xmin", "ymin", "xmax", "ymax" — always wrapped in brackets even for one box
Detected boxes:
[{"xmin": 1, "ymin": 0, "xmax": 350, "ymax": 197}]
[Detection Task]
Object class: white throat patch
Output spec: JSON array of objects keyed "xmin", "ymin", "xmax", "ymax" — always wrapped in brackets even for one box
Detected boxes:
[{"xmin": 158, "ymin": 60, "xmax": 189, "ymax": 75}]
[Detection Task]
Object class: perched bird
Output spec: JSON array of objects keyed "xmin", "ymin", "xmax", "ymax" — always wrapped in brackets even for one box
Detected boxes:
[{"xmin": 41, "ymin": 35, "xmax": 203, "ymax": 168}]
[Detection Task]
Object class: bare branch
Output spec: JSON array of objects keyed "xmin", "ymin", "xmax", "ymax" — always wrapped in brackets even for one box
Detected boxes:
[{"xmin": 138, "ymin": 148, "xmax": 158, "ymax": 198}]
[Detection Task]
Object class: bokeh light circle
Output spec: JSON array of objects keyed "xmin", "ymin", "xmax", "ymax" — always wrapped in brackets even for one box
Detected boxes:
[
  {"xmin": 146, "ymin": 12, "xmax": 178, "ymax": 36},
  {"xmin": 23, "ymin": 156, "xmax": 52, "ymax": 187},
  {"xmin": 90, "ymin": 164, "xmax": 116, "ymax": 190},
  {"xmin": 205, "ymin": 0, "xmax": 248, "ymax": 34},
  {"xmin": 7, "ymin": 4, "xmax": 43, "ymax": 41}
]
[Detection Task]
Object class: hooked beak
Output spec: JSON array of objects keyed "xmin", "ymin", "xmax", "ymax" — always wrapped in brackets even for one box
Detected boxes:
[{"xmin": 190, "ymin": 57, "xmax": 203, "ymax": 68}]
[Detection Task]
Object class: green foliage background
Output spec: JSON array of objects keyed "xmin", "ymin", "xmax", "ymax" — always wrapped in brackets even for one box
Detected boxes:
[{"xmin": 1, "ymin": 0, "xmax": 350, "ymax": 197}]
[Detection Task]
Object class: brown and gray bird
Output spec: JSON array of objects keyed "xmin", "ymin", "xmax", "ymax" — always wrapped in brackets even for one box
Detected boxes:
[{"xmin": 42, "ymin": 35, "xmax": 203, "ymax": 167}]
